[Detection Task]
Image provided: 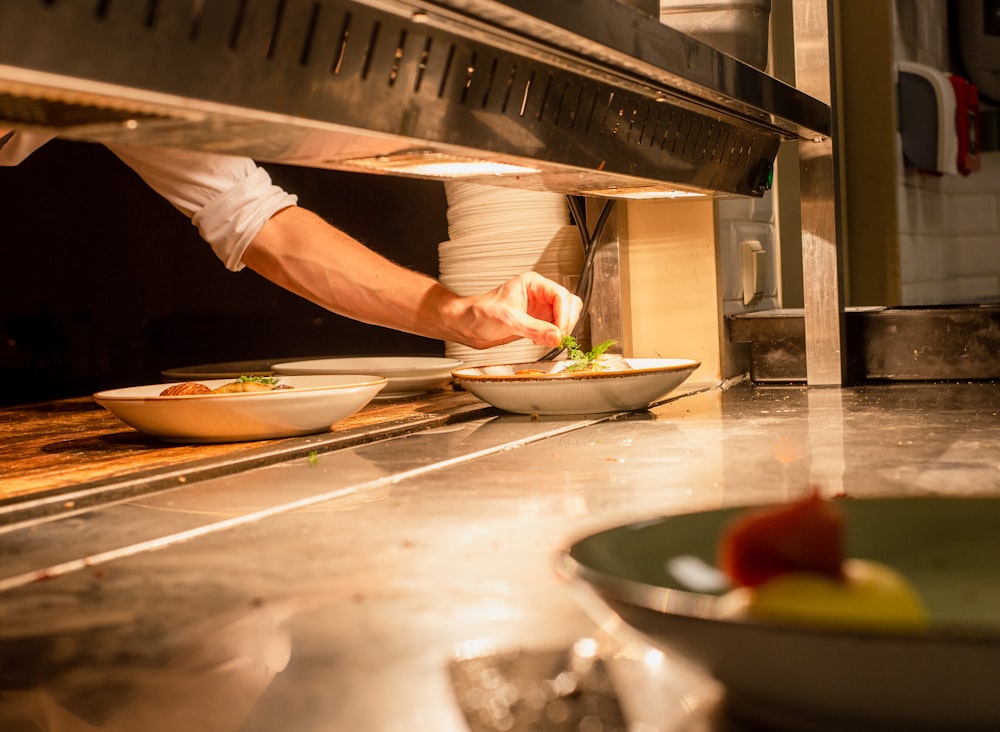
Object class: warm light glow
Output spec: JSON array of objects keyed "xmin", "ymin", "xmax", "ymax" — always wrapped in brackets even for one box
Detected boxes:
[
  {"xmin": 452, "ymin": 637, "xmax": 498, "ymax": 660},
  {"xmin": 572, "ymin": 637, "xmax": 598, "ymax": 659},
  {"xmin": 580, "ymin": 185, "xmax": 708, "ymax": 199},
  {"xmin": 344, "ymin": 151, "xmax": 540, "ymax": 178},
  {"xmin": 397, "ymin": 160, "xmax": 540, "ymax": 177},
  {"xmin": 643, "ymin": 647, "xmax": 666, "ymax": 669}
]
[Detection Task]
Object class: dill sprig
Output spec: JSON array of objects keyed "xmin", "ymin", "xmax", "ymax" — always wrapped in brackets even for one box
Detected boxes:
[{"xmin": 560, "ymin": 335, "xmax": 617, "ymax": 372}]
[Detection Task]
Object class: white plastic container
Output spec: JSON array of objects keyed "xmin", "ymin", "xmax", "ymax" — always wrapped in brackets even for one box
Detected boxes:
[{"xmin": 659, "ymin": 0, "xmax": 772, "ymax": 70}]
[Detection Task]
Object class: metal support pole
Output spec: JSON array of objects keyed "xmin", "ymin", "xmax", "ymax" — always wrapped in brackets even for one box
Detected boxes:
[{"xmin": 793, "ymin": 0, "xmax": 847, "ymax": 385}]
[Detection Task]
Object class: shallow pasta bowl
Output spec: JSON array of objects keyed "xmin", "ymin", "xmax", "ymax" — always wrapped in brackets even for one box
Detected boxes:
[
  {"xmin": 451, "ymin": 357, "xmax": 700, "ymax": 415},
  {"xmin": 94, "ymin": 374, "xmax": 387, "ymax": 443},
  {"xmin": 557, "ymin": 496, "xmax": 1000, "ymax": 732}
]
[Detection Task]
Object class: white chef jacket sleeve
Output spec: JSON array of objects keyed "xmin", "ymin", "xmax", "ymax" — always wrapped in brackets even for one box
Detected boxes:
[
  {"xmin": 107, "ymin": 143, "xmax": 298, "ymax": 271},
  {"xmin": 0, "ymin": 129, "xmax": 56, "ymax": 165}
]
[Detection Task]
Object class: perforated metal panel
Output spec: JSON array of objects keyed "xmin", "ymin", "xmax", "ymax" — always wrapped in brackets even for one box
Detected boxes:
[{"xmin": 0, "ymin": 0, "xmax": 826, "ymax": 196}]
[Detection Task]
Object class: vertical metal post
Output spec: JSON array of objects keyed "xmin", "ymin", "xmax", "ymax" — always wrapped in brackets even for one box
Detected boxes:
[{"xmin": 793, "ymin": 0, "xmax": 847, "ymax": 385}]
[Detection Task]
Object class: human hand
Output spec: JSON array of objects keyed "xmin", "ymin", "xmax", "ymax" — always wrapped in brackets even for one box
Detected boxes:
[{"xmin": 452, "ymin": 272, "xmax": 583, "ymax": 350}]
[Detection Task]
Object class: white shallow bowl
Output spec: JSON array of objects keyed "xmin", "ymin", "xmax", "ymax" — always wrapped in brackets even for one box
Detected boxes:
[
  {"xmin": 451, "ymin": 357, "xmax": 700, "ymax": 415},
  {"xmin": 558, "ymin": 497, "xmax": 1000, "ymax": 732},
  {"xmin": 271, "ymin": 356, "xmax": 461, "ymax": 398},
  {"xmin": 94, "ymin": 374, "xmax": 387, "ymax": 443}
]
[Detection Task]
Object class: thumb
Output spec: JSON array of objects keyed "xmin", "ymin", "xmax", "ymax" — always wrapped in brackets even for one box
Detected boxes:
[{"xmin": 519, "ymin": 317, "xmax": 563, "ymax": 348}]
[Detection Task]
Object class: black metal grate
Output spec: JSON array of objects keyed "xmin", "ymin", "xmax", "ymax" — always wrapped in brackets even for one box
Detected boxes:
[
  {"xmin": 0, "ymin": 91, "xmax": 174, "ymax": 127},
  {"xmin": 3, "ymin": 0, "xmax": 781, "ymax": 194}
]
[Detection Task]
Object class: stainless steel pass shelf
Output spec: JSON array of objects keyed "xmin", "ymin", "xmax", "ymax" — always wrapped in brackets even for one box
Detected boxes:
[{"xmin": 0, "ymin": 0, "xmax": 829, "ymax": 197}]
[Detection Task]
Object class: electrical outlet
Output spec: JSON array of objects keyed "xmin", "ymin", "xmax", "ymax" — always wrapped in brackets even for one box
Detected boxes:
[{"xmin": 741, "ymin": 239, "xmax": 766, "ymax": 305}]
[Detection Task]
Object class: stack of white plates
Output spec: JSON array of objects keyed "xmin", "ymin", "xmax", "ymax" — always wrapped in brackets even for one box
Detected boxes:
[{"xmin": 440, "ymin": 182, "xmax": 583, "ymax": 366}]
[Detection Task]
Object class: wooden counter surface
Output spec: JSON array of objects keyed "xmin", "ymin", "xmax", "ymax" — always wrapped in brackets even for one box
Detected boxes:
[{"xmin": 0, "ymin": 388, "xmax": 493, "ymax": 526}]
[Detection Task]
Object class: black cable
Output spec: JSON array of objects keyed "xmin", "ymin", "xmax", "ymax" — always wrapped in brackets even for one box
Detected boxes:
[
  {"xmin": 567, "ymin": 195, "xmax": 590, "ymax": 256},
  {"xmin": 537, "ymin": 196, "xmax": 617, "ymax": 361}
]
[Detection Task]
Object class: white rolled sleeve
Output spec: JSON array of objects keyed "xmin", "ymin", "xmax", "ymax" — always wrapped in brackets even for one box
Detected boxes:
[
  {"xmin": 108, "ymin": 144, "xmax": 298, "ymax": 271},
  {"xmin": 0, "ymin": 129, "xmax": 55, "ymax": 164},
  {"xmin": 2, "ymin": 130, "xmax": 298, "ymax": 271}
]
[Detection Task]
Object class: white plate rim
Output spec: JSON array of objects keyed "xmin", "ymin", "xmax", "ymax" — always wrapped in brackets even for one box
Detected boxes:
[
  {"xmin": 452, "ymin": 358, "xmax": 701, "ymax": 383},
  {"xmin": 94, "ymin": 374, "xmax": 388, "ymax": 402},
  {"xmin": 272, "ymin": 356, "xmax": 463, "ymax": 378}
]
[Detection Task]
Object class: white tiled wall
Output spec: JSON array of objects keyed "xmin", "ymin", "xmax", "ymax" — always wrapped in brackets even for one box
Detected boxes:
[
  {"xmin": 716, "ymin": 0, "xmax": 1000, "ymax": 315},
  {"xmin": 665, "ymin": 0, "xmax": 1000, "ymax": 316},
  {"xmin": 894, "ymin": 0, "xmax": 950, "ymax": 68},
  {"xmin": 899, "ymin": 151, "xmax": 1000, "ymax": 304},
  {"xmin": 894, "ymin": 0, "xmax": 1000, "ymax": 304}
]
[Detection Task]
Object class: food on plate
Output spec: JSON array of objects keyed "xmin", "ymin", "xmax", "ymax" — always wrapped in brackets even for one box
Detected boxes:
[
  {"xmin": 716, "ymin": 492, "xmax": 928, "ymax": 633},
  {"xmin": 718, "ymin": 489, "xmax": 844, "ymax": 587},
  {"xmin": 558, "ymin": 335, "xmax": 628, "ymax": 373},
  {"xmin": 724, "ymin": 558, "xmax": 929, "ymax": 633},
  {"xmin": 554, "ymin": 351, "xmax": 631, "ymax": 373},
  {"xmin": 506, "ymin": 337, "xmax": 631, "ymax": 377},
  {"xmin": 159, "ymin": 382, "xmax": 213, "ymax": 397},
  {"xmin": 159, "ymin": 375, "xmax": 291, "ymax": 397},
  {"xmin": 212, "ymin": 379, "xmax": 280, "ymax": 394},
  {"xmin": 504, "ymin": 337, "xmax": 633, "ymax": 377}
]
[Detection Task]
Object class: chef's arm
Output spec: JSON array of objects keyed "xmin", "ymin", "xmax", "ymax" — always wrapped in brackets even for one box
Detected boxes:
[
  {"xmin": 243, "ymin": 206, "xmax": 577, "ymax": 349},
  {"xmin": 60, "ymin": 137, "xmax": 579, "ymax": 348}
]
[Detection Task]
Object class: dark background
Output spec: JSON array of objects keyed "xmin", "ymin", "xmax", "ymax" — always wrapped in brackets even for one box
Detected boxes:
[{"xmin": 0, "ymin": 139, "xmax": 449, "ymax": 406}]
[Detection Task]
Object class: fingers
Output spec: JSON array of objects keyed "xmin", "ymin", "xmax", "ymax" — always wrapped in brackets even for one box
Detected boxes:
[
  {"xmin": 529, "ymin": 272, "xmax": 583, "ymax": 334},
  {"xmin": 547, "ymin": 286, "xmax": 572, "ymax": 335},
  {"xmin": 456, "ymin": 272, "xmax": 583, "ymax": 351},
  {"xmin": 558, "ymin": 288, "xmax": 584, "ymax": 336},
  {"xmin": 517, "ymin": 272, "xmax": 583, "ymax": 346},
  {"xmin": 532, "ymin": 322, "xmax": 564, "ymax": 348}
]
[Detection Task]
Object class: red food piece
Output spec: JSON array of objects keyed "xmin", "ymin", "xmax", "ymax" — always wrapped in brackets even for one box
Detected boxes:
[{"xmin": 718, "ymin": 491, "xmax": 845, "ymax": 588}]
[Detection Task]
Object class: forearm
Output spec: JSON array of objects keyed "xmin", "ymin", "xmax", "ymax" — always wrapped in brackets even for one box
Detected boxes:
[{"xmin": 242, "ymin": 206, "xmax": 467, "ymax": 342}]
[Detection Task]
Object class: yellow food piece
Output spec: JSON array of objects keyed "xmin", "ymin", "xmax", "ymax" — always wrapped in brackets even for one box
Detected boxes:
[
  {"xmin": 212, "ymin": 381, "xmax": 275, "ymax": 394},
  {"xmin": 720, "ymin": 559, "xmax": 928, "ymax": 633}
]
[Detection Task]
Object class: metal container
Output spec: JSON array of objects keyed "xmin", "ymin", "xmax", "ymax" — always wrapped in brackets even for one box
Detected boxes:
[
  {"xmin": 659, "ymin": 0, "xmax": 772, "ymax": 70},
  {"xmin": 728, "ymin": 305, "xmax": 1000, "ymax": 383}
]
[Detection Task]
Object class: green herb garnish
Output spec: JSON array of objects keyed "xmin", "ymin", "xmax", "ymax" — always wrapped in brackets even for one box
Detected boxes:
[
  {"xmin": 307, "ymin": 450, "xmax": 320, "ymax": 465},
  {"xmin": 237, "ymin": 375, "xmax": 280, "ymax": 385},
  {"xmin": 559, "ymin": 335, "xmax": 617, "ymax": 372}
]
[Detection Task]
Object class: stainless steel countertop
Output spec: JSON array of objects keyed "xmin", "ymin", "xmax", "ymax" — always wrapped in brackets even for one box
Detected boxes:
[{"xmin": 1, "ymin": 380, "xmax": 998, "ymax": 731}]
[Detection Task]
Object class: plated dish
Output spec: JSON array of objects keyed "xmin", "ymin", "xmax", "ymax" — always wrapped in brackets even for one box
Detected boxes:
[
  {"xmin": 94, "ymin": 374, "xmax": 387, "ymax": 443},
  {"xmin": 451, "ymin": 357, "xmax": 700, "ymax": 415},
  {"xmin": 272, "ymin": 356, "xmax": 462, "ymax": 398},
  {"xmin": 558, "ymin": 496, "xmax": 1000, "ymax": 731}
]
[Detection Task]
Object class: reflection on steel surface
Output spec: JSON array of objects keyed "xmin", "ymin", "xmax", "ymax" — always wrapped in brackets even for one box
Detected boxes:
[{"xmin": 449, "ymin": 639, "xmax": 626, "ymax": 731}]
